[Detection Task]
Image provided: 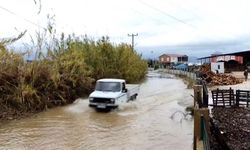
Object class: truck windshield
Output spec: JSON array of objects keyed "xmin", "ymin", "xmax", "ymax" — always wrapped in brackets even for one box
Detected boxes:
[{"xmin": 95, "ymin": 82, "xmax": 121, "ymax": 92}]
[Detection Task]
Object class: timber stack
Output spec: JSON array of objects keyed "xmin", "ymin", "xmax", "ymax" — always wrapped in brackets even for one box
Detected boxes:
[{"xmin": 199, "ymin": 64, "xmax": 243, "ymax": 85}]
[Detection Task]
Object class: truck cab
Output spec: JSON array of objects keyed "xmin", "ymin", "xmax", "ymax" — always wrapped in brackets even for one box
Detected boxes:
[{"xmin": 89, "ymin": 78, "xmax": 139, "ymax": 110}]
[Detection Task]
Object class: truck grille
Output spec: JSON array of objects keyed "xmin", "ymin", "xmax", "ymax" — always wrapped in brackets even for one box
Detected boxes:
[{"xmin": 93, "ymin": 98, "xmax": 111, "ymax": 103}]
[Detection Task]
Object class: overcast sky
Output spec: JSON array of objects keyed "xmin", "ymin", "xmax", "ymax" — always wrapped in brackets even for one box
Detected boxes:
[{"xmin": 1, "ymin": 0, "xmax": 250, "ymax": 58}]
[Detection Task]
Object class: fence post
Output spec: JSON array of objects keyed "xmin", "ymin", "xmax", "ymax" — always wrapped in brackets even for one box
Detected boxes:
[
  {"xmin": 202, "ymin": 81, "xmax": 209, "ymax": 108},
  {"xmin": 194, "ymin": 107, "xmax": 210, "ymax": 150},
  {"xmin": 194, "ymin": 85, "xmax": 202, "ymax": 107},
  {"xmin": 193, "ymin": 85, "xmax": 202, "ymax": 150},
  {"xmin": 193, "ymin": 107, "xmax": 199, "ymax": 150}
]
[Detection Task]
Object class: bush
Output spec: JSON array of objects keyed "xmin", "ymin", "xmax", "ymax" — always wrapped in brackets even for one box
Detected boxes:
[
  {"xmin": 0, "ymin": 35, "xmax": 147, "ymax": 115},
  {"xmin": 68, "ymin": 36, "xmax": 147, "ymax": 83}
]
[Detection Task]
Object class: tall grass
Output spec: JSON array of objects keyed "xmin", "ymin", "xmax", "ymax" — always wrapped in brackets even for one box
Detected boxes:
[
  {"xmin": 69, "ymin": 36, "xmax": 147, "ymax": 83},
  {"xmin": 0, "ymin": 35, "xmax": 147, "ymax": 116}
]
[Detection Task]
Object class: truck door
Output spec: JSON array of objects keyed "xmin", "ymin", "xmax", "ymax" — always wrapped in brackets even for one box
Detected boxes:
[
  {"xmin": 119, "ymin": 82, "xmax": 127, "ymax": 103},
  {"xmin": 122, "ymin": 82, "xmax": 126, "ymax": 92}
]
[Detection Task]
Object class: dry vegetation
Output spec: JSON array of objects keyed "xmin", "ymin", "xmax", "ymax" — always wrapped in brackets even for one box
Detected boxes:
[{"xmin": 0, "ymin": 36, "xmax": 147, "ymax": 120}]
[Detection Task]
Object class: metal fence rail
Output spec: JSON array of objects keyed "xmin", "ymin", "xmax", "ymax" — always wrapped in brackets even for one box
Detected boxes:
[{"xmin": 200, "ymin": 116, "xmax": 210, "ymax": 150}]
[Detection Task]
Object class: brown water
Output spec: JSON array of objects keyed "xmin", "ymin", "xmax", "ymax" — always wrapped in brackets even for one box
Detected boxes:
[{"xmin": 0, "ymin": 73, "xmax": 193, "ymax": 150}]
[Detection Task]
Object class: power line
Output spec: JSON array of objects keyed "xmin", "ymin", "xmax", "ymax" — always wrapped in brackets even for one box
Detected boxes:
[
  {"xmin": 137, "ymin": 0, "xmax": 197, "ymax": 29},
  {"xmin": 0, "ymin": 5, "xmax": 46, "ymax": 30},
  {"xmin": 135, "ymin": 0, "xmax": 226, "ymax": 43},
  {"xmin": 130, "ymin": 7, "xmax": 171, "ymax": 26},
  {"xmin": 128, "ymin": 33, "xmax": 138, "ymax": 50},
  {"xmin": 167, "ymin": 0, "xmax": 201, "ymax": 20}
]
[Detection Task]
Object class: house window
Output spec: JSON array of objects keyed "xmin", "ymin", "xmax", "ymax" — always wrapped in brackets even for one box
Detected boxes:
[{"xmin": 218, "ymin": 65, "xmax": 220, "ymax": 69}]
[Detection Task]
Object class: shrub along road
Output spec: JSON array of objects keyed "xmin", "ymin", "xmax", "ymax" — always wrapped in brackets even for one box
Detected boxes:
[{"xmin": 0, "ymin": 36, "xmax": 147, "ymax": 121}]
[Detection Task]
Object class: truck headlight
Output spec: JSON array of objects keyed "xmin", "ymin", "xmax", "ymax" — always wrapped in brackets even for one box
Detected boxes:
[{"xmin": 89, "ymin": 97, "xmax": 94, "ymax": 101}]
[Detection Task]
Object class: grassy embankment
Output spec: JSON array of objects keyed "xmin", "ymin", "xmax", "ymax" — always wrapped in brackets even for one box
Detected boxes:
[
  {"xmin": 176, "ymin": 74, "xmax": 195, "ymax": 89},
  {"xmin": 168, "ymin": 72, "xmax": 195, "ymax": 115},
  {"xmin": 0, "ymin": 36, "xmax": 148, "ymax": 121}
]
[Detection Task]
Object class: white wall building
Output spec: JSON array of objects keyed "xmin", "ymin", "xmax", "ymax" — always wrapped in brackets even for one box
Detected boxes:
[{"xmin": 211, "ymin": 62, "xmax": 224, "ymax": 73}]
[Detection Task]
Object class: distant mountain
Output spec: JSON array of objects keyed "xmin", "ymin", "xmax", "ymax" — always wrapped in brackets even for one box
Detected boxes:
[{"xmin": 136, "ymin": 40, "xmax": 250, "ymax": 60}]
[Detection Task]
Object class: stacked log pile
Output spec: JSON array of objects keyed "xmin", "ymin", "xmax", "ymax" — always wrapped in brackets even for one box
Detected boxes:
[{"xmin": 199, "ymin": 64, "xmax": 243, "ymax": 85}]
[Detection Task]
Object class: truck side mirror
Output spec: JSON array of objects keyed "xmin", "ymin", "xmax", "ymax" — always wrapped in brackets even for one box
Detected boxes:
[{"xmin": 123, "ymin": 88, "xmax": 128, "ymax": 93}]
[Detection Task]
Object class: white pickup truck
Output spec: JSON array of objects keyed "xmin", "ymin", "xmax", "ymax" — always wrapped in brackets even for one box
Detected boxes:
[{"xmin": 88, "ymin": 78, "xmax": 139, "ymax": 109}]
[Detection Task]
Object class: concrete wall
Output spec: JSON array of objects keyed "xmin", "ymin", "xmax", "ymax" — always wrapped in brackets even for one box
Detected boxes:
[{"xmin": 164, "ymin": 69, "xmax": 197, "ymax": 81}]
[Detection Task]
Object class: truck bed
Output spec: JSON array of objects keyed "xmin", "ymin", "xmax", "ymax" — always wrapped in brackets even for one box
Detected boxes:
[{"xmin": 126, "ymin": 84, "xmax": 139, "ymax": 98}]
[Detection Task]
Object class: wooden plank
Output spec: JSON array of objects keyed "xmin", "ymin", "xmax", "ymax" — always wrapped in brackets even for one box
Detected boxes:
[
  {"xmin": 236, "ymin": 90, "xmax": 250, "ymax": 107},
  {"xmin": 193, "ymin": 85, "xmax": 210, "ymax": 150},
  {"xmin": 194, "ymin": 85, "xmax": 202, "ymax": 107},
  {"xmin": 194, "ymin": 108, "xmax": 200, "ymax": 139},
  {"xmin": 196, "ymin": 138, "xmax": 204, "ymax": 150},
  {"xmin": 194, "ymin": 108, "xmax": 209, "ymax": 140},
  {"xmin": 194, "ymin": 107, "xmax": 210, "ymax": 150}
]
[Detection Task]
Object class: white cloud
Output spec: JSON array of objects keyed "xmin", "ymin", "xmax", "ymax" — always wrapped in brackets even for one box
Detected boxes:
[{"xmin": 1, "ymin": 0, "xmax": 250, "ymax": 55}]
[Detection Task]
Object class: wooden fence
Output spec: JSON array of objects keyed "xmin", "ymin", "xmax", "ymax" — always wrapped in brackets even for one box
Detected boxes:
[
  {"xmin": 194, "ymin": 82, "xmax": 250, "ymax": 150},
  {"xmin": 211, "ymin": 88, "xmax": 235, "ymax": 107},
  {"xmin": 211, "ymin": 88, "xmax": 250, "ymax": 108},
  {"xmin": 193, "ymin": 85, "xmax": 210, "ymax": 150}
]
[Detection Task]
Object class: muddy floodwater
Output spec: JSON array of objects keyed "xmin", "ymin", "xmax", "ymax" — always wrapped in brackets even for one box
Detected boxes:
[{"xmin": 0, "ymin": 72, "xmax": 193, "ymax": 150}]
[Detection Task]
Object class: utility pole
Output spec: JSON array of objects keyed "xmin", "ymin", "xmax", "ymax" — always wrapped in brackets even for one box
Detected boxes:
[{"xmin": 128, "ymin": 33, "xmax": 138, "ymax": 50}]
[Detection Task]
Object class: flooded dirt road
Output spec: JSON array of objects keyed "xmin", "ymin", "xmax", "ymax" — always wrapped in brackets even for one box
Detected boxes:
[{"xmin": 0, "ymin": 72, "xmax": 193, "ymax": 150}]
